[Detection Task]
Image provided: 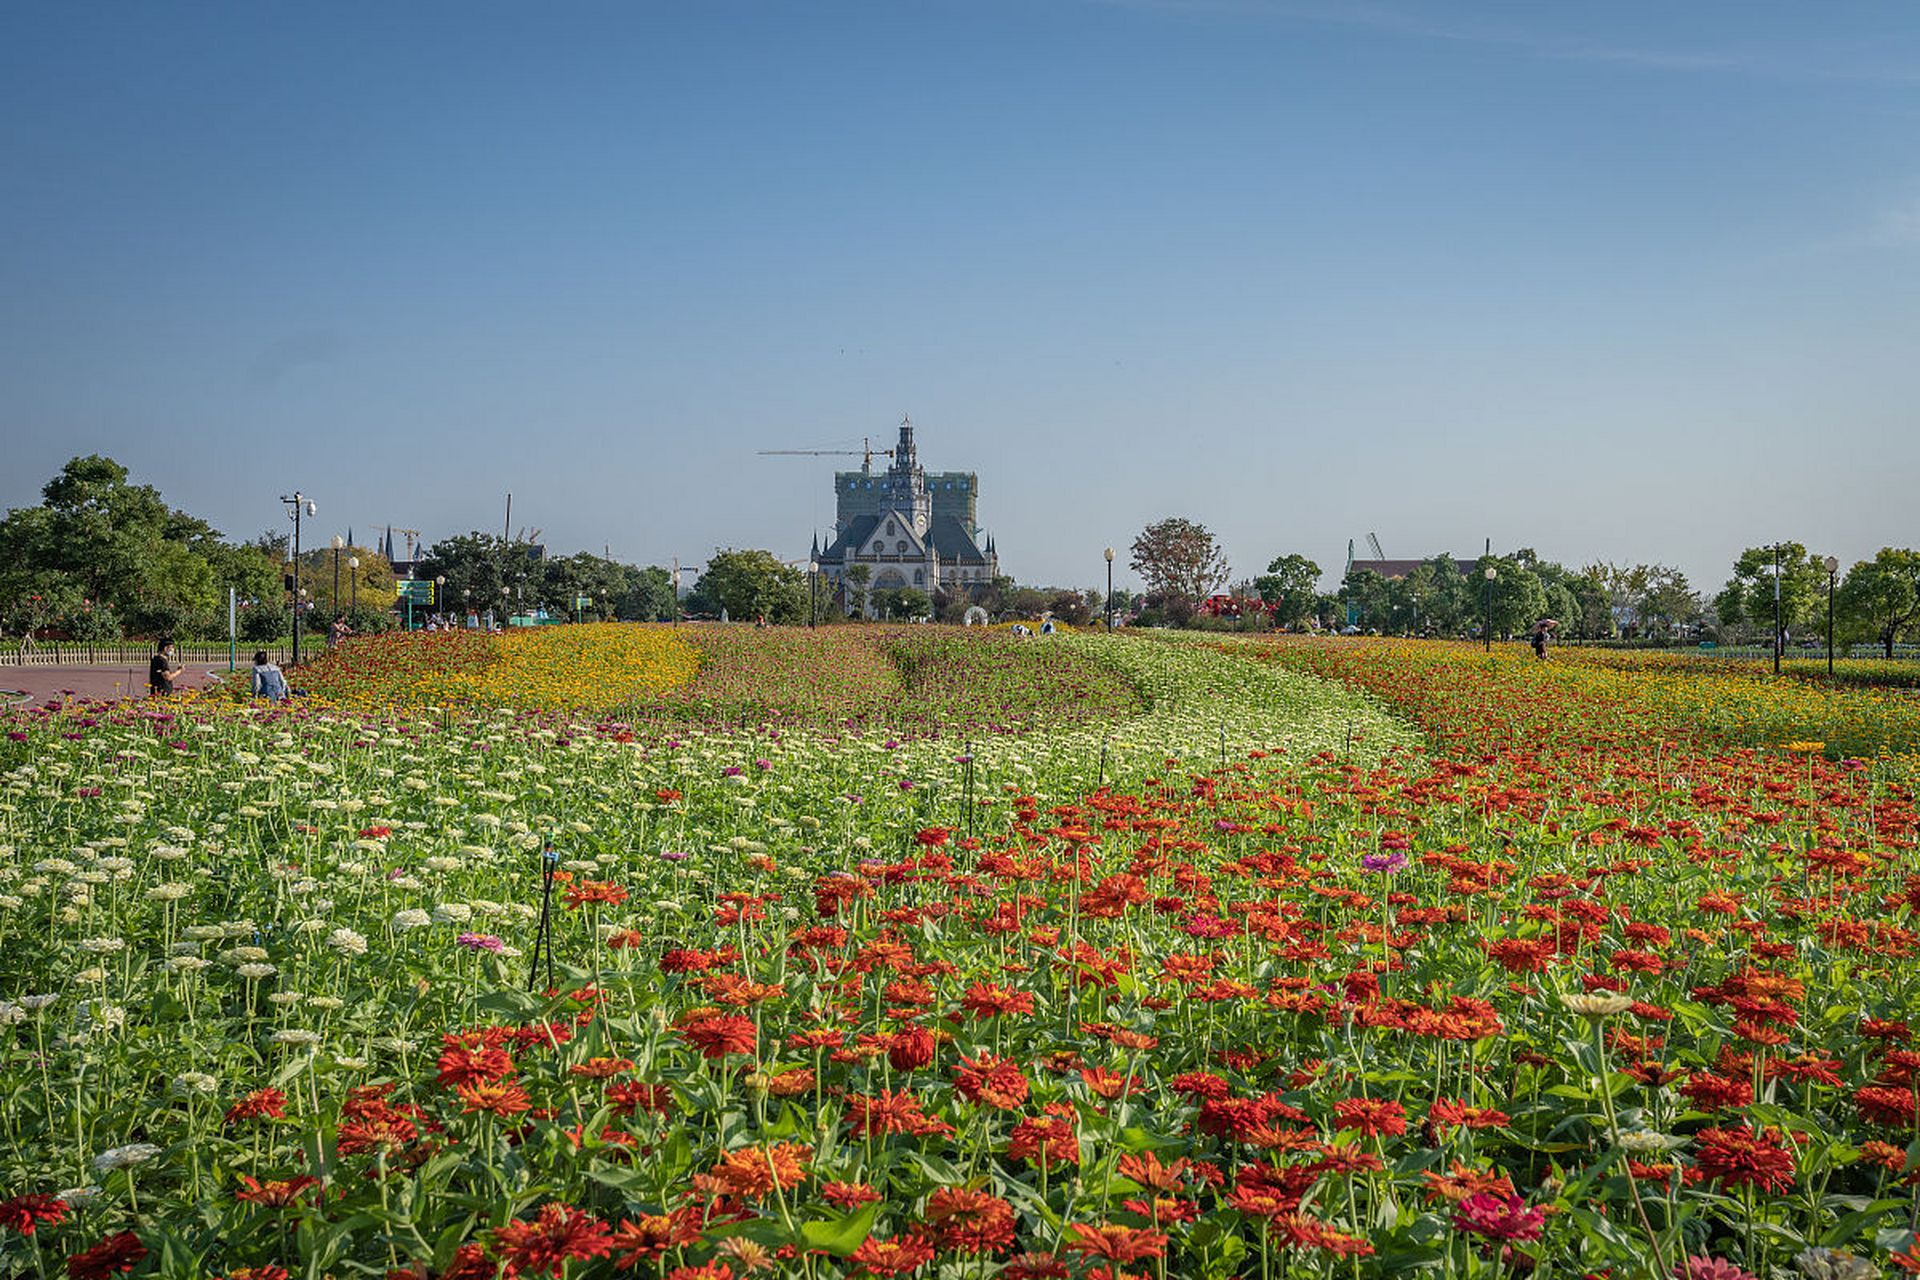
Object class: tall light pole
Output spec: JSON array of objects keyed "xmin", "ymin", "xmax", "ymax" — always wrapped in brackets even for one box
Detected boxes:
[
  {"xmin": 1772, "ymin": 542, "xmax": 1784, "ymax": 676},
  {"xmin": 672, "ymin": 562, "xmax": 682, "ymax": 626},
  {"xmin": 1105, "ymin": 548, "xmax": 1121, "ymax": 633},
  {"xmin": 808, "ymin": 560, "xmax": 819, "ymax": 628},
  {"xmin": 331, "ymin": 535, "xmax": 344, "ymax": 618},
  {"xmin": 280, "ymin": 492, "xmax": 316, "ymax": 666},
  {"xmin": 1483, "ymin": 564, "xmax": 1497, "ymax": 652},
  {"xmin": 349, "ymin": 556, "xmax": 359, "ymax": 610},
  {"xmin": 435, "ymin": 576, "xmax": 446, "ymax": 626},
  {"xmin": 1825, "ymin": 555, "xmax": 1840, "ymax": 677}
]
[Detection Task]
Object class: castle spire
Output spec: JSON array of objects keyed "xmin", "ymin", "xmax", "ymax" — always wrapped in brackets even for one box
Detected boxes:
[{"xmin": 895, "ymin": 414, "xmax": 917, "ymax": 472}]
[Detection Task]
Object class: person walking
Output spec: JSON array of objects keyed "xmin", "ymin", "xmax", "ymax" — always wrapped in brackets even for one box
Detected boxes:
[
  {"xmin": 1528, "ymin": 617, "xmax": 1559, "ymax": 660},
  {"xmin": 250, "ymin": 650, "xmax": 289, "ymax": 702},
  {"xmin": 148, "ymin": 638, "xmax": 183, "ymax": 696}
]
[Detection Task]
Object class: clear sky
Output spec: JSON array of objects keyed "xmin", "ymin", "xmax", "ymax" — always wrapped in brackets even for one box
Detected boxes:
[{"xmin": 3, "ymin": 0, "xmax": 1916, "ymax": 594}]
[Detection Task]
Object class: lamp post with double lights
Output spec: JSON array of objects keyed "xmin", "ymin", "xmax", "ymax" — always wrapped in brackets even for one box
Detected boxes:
[
  {"xmin": 1103, "ymin": 547, "xmax": 1115, "ymax": 632},
  {"xmin": 1483, "ymin": 564, "xmax": 1497, "ymax": 653},
  {"xmin": 1825, "ymin": 555, "xmax": 1840, "ymax": 678},
  {"xmin": 280, "ymin": 492, "xmax": 317, "ymax": 666}
]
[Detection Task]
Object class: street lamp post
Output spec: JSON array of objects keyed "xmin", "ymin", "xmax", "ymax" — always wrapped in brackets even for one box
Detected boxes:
[
  {"xmin": 462, "ymin": 588, "xmax": 471, "ymax": 628},
  {"xmin": 435, "ymin": 577, "xmax": 446, "ymax": 627},
  {"xmin": 1825, "ymin": 555, "xmax": 1840, "ymax": 677},
  {"xmin": 1772, "ymin": 543, "xmax": 1784, "ymax": 676},
  {"xmin": 349, "ymin": 556, "xmax": 359, "ymax": 610},
  {"xmin": 1103, "ymin": 547, "xmax": 1115, "ymax": 632},
  {"xmin": 332, "ymin": 535, "xmax": 343, "ymax": 619},
  {"xmin": 808, "ymin": 560, "xmax": 819, "ymax": 628},
  {"xmin": 280, "ymin": 492, "xmax": 317, "ymax": 666},
  {"xmin": 1483, "ymin": 565, "xmax": 1497, "ymax": 652}
]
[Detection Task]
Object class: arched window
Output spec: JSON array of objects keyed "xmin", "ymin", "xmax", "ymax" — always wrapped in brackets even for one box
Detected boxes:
[{"xmin": 914, "ymin": 570, "xmax": 924, "ymax": 584}]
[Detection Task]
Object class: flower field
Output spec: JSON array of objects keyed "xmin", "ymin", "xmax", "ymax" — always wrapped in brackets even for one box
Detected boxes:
[{"xmin": 5, "ymin": 630, "xmax": 1920, "ymax": 1280}]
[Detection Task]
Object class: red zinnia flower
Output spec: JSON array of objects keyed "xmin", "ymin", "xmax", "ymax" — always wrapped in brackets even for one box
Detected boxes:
[
  {"xmin": 924, "ymin": 1186, "xmax": 1017, "ymax": 1256},
  {"xmin": 489, "ymin": 1203, "xmax": 615, "ymax": 1278},
  {"xmin": 1693, "ymin": 1125, "xmax": 1795, "ymax": 1193},
  {"xmin": 1063, "ymin": 1222, "xmax": 1168, "ymax": 1264},
  {"xmin": 1450, "ymin": 1193, "xmax": 1545, "ymax": 1242},
  {"xmin": 224, "ymin": 1087, "xmax": 289, "ymax": 1125},
  {"xmin": 849, "ymin": 1230, "xmax": 936, "ymax": 1276},
  {"xmin": 677, "ymin": 1014, "xmax": 757, "ymax": 1059},
  {"xmin": 0, "ymin": 1193, "xmax": 68, "ymax": 1236},
  {"xmin": 1332, "ymin": 1096, "xmax": 1407, "ymax": 1137},
  {"xmin": 66, "ymin": 1231, "xmax": 147, "ymax": 1280}
]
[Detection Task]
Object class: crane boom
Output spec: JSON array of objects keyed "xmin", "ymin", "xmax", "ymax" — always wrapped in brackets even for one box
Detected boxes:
[{"xmin": 756, "ymin": 435, "xmax": 894, "ymax": 471}]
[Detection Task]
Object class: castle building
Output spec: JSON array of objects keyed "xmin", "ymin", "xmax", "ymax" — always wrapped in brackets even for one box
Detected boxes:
[{"xmin": 815, "ymin": 418, "xmax": 1000, "ymax": 613}]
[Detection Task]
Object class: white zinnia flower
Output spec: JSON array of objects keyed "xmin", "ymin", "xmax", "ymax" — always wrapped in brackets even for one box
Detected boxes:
[
  {"xmin": 1560, "ymin": 992, "xmax": 1635, "ymax": 1018},
  {"xmin": 92, "ymin": 1143, "xmax": 162, "ymax": 1173},
  {"xmin": 327, "ymin": 928, "xmax": 368, "ymax": 955}
]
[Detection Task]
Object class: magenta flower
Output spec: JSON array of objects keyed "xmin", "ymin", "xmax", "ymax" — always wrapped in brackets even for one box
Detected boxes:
[
  {"xmin": 456, "ymin": 933, "xmax": 504, "ymax": 953},
  {"xmin": 1673, "ymin": 1259, "xmax": 1757, "ymax": 1280},
  {"xmin": 1360, "ymin": 851, "xmax": 1408, "ymax": 874}
]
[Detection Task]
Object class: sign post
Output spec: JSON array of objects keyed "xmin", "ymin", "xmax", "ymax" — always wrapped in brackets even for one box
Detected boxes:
[{"xmin": 395, "ymin": 579, "xmax": 436, "ymax": 631}]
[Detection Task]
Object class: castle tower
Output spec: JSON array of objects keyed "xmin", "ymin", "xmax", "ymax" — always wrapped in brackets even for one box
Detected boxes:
[{"xmin": 885, "ymin": 415, "xmax": 931, "ymax": 534}]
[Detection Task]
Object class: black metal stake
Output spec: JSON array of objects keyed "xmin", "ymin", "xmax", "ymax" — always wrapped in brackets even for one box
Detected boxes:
[
  {"xmin": 1772, "ymin": 542, "xmax": 1783, "ymax": 676},
  {"xmin": 528, "ymin": 844, "xmax": 559, "ymax": 992}
]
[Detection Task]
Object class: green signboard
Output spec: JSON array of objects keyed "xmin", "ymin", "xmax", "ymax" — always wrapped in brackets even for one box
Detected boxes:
[{"xmin": 395, "ymin": 580, "xmax": 435, "ymax": 604}]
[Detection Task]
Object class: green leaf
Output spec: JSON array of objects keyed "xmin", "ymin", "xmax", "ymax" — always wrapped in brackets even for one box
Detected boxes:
[{"xmin": 799, "ymin": 1203, "xmax": 881, "ymax": 1257}]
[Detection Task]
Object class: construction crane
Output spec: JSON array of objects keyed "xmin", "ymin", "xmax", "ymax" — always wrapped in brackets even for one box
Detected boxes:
[
  {"xmin": 757, "ymin": 436, "xmax": 894, "ymax": 473},
  {"xmin": 1367, "ymin": 532, "xmax": 1387, "ymax": 562}
]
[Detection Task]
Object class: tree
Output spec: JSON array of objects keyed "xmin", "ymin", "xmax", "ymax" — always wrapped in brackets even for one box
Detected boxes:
[
  {"xmin": 687, "ymin": 549, "xmax": 806, "ymax": 623},
  {"xmin": 1337, "ymin": 569, "xmax": 1392, "ymax": 631},
  {"xmin": 1130, "ymin": 518, "xmax": 1229, "ymax": 622},
  {"xmin": 1716, "ymin": 543, "xmax": 1827, "ymax": 644},
  {"xmin": 0, "ymin": 455, "xmax": 279, "ymax": 639},
  {"xmin": 1253, "ymin": 555, "xmax": 1321, "ymax": 629},
  {"xmin": 844, "ymin": 564, "xmax": 872, "ymax": 618},
  {"xmin": 1837, "ymin": 548, "xmax": 1920, "ymax": 658},
  {"xmin": 1477, "ymin": 556, "xmax": 1547, "ymax": 640}
]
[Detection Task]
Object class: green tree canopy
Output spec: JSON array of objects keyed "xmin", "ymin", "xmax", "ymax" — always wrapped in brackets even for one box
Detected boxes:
[
  {"xmin": 0, "ymin": 454, "xmax": 279, "ymax": 638},
  {"xmin": 687, "ymin": 549, "xmax": 806, "ymax": 623},
  {"xmin": 1253, "ymin": 554, "xmax": 1322, "ymax": 629},
  {"xmin": 1716, "ymin": 543, "xmax": 1828, "ymax": 642},
  {"xmin": 1837, "ymin": 548, "xmax": 1920, "ymax": 658}
]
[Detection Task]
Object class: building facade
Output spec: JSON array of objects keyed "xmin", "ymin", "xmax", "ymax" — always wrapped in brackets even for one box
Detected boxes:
[{"xmin": 815, "ymin": 418, "xmax": 1000, "ymax": 613}]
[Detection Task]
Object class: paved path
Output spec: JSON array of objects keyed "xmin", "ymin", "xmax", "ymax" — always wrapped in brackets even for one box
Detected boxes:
[{"xmin": 0, "ymin": 663, "xmax": 227, "ymax": 707}]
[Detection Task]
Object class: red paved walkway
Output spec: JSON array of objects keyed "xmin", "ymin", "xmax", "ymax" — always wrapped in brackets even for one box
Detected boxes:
[{"xmin": 1, "ymin": 663, "xmax": 226, "ymax": 707}]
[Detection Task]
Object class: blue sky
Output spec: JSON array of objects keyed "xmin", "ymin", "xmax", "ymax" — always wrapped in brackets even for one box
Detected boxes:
[{"xmin": 3, "ymin": 0, "xmax": 1916, "ymax": 593}]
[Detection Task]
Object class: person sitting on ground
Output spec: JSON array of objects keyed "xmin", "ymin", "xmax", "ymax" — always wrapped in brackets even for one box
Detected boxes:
[
  {"xmin": 148, "ymin": 637, "xmax": 183, "ymax": 696},
  {"xmin": 250, "ymin": 650, "xmax": 289, "ymax": 702}
]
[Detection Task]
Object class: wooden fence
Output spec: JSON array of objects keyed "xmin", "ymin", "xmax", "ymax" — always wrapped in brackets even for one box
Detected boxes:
[{"xmin": 0, "ymin": 643, "xmax": 294, "ymax": 669}]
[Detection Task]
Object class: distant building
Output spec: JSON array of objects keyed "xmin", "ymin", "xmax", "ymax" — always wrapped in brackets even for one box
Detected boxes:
[
  {"xmin": 1344, "ymin": 557, "xmax": 1470, "ymax": 580},
  {"xmin": 816, "ymin": 418, "xmax": 1000, "ymax": 614}
]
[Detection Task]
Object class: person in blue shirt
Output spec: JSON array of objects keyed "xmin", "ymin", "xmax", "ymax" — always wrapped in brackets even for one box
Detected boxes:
[{"xmin": 250, "ymin": 651, "xmax": 289, "ymax": 702}]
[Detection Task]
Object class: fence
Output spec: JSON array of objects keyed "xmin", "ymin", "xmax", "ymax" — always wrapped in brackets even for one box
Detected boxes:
[
  {"xmin": 0, "ymin": 642, "xmax": 294, "ymax": 669},
  {"xmin": 1557, "ymin": 640, "xmax": 1920, "ymax": 662}
]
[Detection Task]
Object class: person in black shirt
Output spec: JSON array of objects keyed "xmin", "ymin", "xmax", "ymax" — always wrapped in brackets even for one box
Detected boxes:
[{"xmin": 149, "ymin": 638, "xmax": 183, "ymax": 696}]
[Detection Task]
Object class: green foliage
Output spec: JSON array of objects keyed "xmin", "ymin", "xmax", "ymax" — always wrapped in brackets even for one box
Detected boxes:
[
  {"xmin": 687, "ymin": 548, "xmax": 807, "ymax": 623},
  {"xmin": 1836, "ymin": 547, "xmax": 1920, "ymax": 658},
  {"xmin": 1253, "ymin": 554, "xmax": 1321, "ymax": 628},
  {"xmin": 240, "ymin": 605, "xmax": 290, "ymax": 644},
  {"xmin": 1717, "ymin": 542, "xmax": 1829, "ymax": 641},
  {"xmin": 0, "ymin": 455, "xmax": 275, "ymax": 639}
]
